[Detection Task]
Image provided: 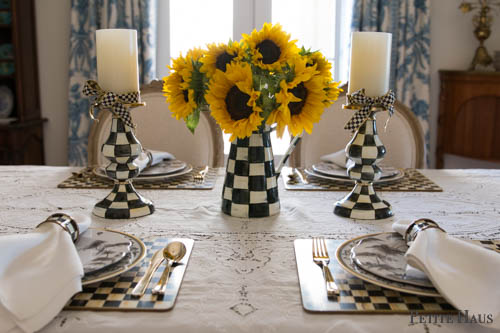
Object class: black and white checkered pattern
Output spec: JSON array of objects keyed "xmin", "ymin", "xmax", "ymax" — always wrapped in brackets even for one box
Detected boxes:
[
  {"xmin": 94, "ymin": 181, "xmax": 155, "ymax": 219},
  {"xmin": 67, "ymin": 238, "xmax": 193, "ymax": 311},
  {"xmin": 334, "ymin": 115, "xmax": 393, "ymax": 220},
  {"xmin": 344, "ymin": 89, "xmax": 395, "ymax": 133},
  {"xmin": 83, "ymin": 80, "xmax": 138, "ymax": 128},
  {"xmin": 101, "ymin": 118, "xmax": 142, "ymax": 180},
  {"xmin": 93, "ymin": 117, "xmax": 154, "ymax": 219},
  {"xmin": 221, "ymin": 130, "xmax": 280, "ymax": 218}
]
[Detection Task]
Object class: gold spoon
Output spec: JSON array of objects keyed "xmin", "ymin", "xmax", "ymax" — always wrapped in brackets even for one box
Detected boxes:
[{"xmin": 152, "ymin": 241, "xmax": 187, "ymax": 295}]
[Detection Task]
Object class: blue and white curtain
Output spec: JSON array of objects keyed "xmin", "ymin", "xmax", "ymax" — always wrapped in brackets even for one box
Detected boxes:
[
  {"xmin": 68, "ymin": 0, "xmax": 157, "ymax": 166},
  {"xmin": 351, "ymin": 0, "xmax": 431, "ymax": 165}
]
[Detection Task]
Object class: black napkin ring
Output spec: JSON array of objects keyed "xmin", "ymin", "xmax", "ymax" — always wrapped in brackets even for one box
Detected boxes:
[
  {"xmin": 404, "ymin": 218, "xmax": 446, "ymax": 245},
  {"xmin": 36, "ymin": 213, "xmax": 80, "ymax": 243}
]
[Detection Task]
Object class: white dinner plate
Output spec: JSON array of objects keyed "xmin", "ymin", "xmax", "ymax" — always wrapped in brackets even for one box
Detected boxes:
[
  {"xmin": 76, "ymin": 228, "xmax": 132, "ymax": 275},
  {"xmin": 304, "ymin": 167, "xmax": 404, "ymax": 184},
  {"xmin": 93, "ymin": 163, "xmax": 193, "ymax": 181},
  {"xmin": 335, "ymin": 233, "xmax": 440, "ymax": 297},
  {"xmin": 81, "ymin": 229, "xmax": 146, "ymax": 285}
]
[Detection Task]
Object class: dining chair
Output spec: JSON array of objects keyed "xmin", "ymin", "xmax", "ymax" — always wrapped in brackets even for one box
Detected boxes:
[
  {"xmin": 290, "ymin": 83, "xmax": 425, "ymax": 169},
  {"xmin": 87, "ymin": 80, "xmax": 225, "ymax": 167}
]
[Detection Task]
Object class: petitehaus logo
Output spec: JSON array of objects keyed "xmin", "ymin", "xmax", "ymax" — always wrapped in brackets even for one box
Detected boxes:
[{"xmin": 410, "ymin": 311, "xmax": 494, "ymax": 325}]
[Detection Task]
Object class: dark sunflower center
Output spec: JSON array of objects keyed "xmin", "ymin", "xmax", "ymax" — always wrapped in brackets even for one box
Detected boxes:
[
  {"xmin": 215, "ymin": 52, "xmax": 236, "ymax": 72},
  {"xmin": 256, "ymin": 39, "xmax": 281, "ymax": 64},
  {"xmin": 289, "ymin": 82, "xmax": 308, "ymax": 116},
  {"xmin": 182, "ymin": 89, "xmax": 189, "ymax": 102},
  {"xmin": 225, "ymin": 85, "xmax": 253, "ymax": 121}
]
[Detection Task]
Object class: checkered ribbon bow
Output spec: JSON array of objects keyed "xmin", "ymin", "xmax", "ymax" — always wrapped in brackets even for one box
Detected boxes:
[
  {"xmin": 82, "ymin": 80, "xmax": 139, "ymax": 128},
  {"xmin": 344, "ymin": 89, "xmax": 395, "ymax": 133}
]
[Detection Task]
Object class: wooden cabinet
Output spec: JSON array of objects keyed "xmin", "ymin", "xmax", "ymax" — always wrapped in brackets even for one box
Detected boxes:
[
  {"xmin": 0, "ymin": 0, "xmax": 44, "ymax": 165},
  {"xmin": 437, "ymin": 70, "xmax": 500, "ymax": 168}
]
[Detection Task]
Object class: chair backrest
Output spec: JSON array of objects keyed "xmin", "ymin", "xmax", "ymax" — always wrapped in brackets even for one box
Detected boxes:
[
  {"xmin": 88, "ymin": 80, "xmax": 224, "ymax": 167},
  {"xmin": 291, "ymin": 84, "xmax": 425, "ymax": 169}
]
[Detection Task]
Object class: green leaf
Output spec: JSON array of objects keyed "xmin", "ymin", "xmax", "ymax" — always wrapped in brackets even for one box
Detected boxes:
[{"xmin": 185, "ymin": 108, "xmax": 200, "ymax": 134}]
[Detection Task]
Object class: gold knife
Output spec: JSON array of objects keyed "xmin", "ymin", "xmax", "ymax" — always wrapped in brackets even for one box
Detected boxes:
[{"xmin": 131, "ymin": 248, "xmax": 165, "ymax": 297}]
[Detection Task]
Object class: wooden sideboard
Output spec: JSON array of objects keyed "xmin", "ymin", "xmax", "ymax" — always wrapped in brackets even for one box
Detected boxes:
[
  {"xmin": 437, "ymin": 70, "xmax": 500, "ymax": 168},
  {"xmin": 0, "ymin": 0, "xmax": 45, "ymax": 165}
]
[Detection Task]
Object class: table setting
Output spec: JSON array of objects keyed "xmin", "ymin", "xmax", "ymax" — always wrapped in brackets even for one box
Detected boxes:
[{"xmin": 0, "ymin": 25, "xmax": 499, "ymax": 333}]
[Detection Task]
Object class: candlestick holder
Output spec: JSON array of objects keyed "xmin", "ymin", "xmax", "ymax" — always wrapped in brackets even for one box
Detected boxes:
[
  {"xmin": 83, "ymin": 80, "xmax": 155, "ymax": 219},
  {"xmin": 93, "ymin": 108, "xmax": 155, "ymax": 219},
  {"xmin": 333, "ymin": 91, "xmax": 394, "ymax": 220}
]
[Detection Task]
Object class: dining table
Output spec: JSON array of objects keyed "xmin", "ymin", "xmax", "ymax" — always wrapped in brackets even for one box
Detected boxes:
[{"xmin": 0, "ymin": 165, "xmax": 499, "ymax": 333}]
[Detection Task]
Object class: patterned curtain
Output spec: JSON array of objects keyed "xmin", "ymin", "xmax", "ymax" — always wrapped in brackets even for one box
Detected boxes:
[
  {"xmin": 351, "ymin": 0, "xmax": 431, "ymax": 165},
  {"xmin": 68, "ymin": 0, "xmax": 157, "ymax": 166}
]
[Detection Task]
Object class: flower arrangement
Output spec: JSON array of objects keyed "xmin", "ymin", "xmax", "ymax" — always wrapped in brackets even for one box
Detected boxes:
[{"xmin": 163, "ymin": 23, "xmax": 342, "ymax": 141}]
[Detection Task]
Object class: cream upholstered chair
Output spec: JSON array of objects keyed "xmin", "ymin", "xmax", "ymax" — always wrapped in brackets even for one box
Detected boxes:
[
  {"xmin": 291, "ymin": 84, "xmax": 425, "ymax": 169},
  {"xmin": 87, "ymin": 80, "xmax": 224, "ymax": 167}
]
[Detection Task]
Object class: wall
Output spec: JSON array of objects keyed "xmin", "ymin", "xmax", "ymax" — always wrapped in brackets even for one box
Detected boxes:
[
  {"xmin": 429, "ymin": 0, "xmax": 500, "ymax": 168},
  {"xmin": 35, "ymin": 0, "xmax": 71, "ymax": 166},
  {"xmin": 33, "ymin": 1, "xmax": 500, "ymax": 167}
]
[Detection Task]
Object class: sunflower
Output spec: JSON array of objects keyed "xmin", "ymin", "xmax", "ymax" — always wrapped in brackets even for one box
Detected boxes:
[
  {"xmin": 242, "ymin": 23, "xmax": 298, "ymax": 71},
  {"xmin": 324, "ymin": 80, "xmax": 342, "ymax": 106},
  {"xmin": 284, "ymin": 55, "xmax": 318, "ymax": 90},
  {"xmin": 267, "ymin": 55, "xmax": 321, "ymax": 137},
  {"xmin": 306, "ymin": 51, "xmax": 332, "ymax": 79},
  {"xmin": 163, "ymin": 71, "xmax": 197, "ymax": 120},
  {"xmin": 163, "ymin": 54, "xmax": 198, "ymax": 120},
  {"xmin": 271, "ymin": 72, "xmax": 330, "ymax": 137},
  {"xmin": 205, "ymin": 62, "xmax": 263, "ymax": 141},
  {"xmin": 200, "ymin": 41, "xmax": 245, "ymax": 78}
]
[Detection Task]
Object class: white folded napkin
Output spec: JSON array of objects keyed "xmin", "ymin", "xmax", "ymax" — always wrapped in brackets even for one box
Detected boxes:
[
  {"xmin": 135, "ymin": 149, "xmax": 175, "ymax": 172},
  {"xmin": 393, "ymin": 220, "xmax": 500, "ymax": 328},
  {"xmin": 320, "ymin": 149, "xmax": 347, "ymax": 168},
  {"xmin": 320, "ymin": 149, "xmax": 355, "ymax": 170},
  {"xmin": 0, "ymin": 213, "xmax": 90, "ymax": 333}
]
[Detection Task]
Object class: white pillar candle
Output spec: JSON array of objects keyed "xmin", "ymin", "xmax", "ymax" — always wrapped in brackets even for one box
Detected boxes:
[
  {"xmin": 348, "ymin": 32, "xmax": 392, "ymax": 97},
  {"xmin": 96, "ymin": 29, "xmax": 139, "ymax": 94}
]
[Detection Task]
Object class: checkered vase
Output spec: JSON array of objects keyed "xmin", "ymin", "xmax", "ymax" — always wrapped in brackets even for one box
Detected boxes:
[
  {"xmin": 221, "ymin": 129, "xmax": 280, "ymax": 218},
  {"xmin": 334, "ymin": 112, "xmax": 393, "ymax": 220},
  {"xmin": 93, "ymin": 117, "xmax": 155, "ymax": 219}
]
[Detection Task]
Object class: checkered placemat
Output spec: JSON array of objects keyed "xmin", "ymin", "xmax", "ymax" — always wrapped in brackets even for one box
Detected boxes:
[
  {"xmin": 295, "ymin": 239, "xmax": 500, "ymax": 313},
  {"xmin": 58, "ymin": 167, "xmax": 216, "ymax": 190},
  {"xmin": 66, "ymin": 238, "xmax": 194, "ymax": 312},
  {"xmin": 283, "ymin": 168, "xmax": 442, "ymax": 192}
]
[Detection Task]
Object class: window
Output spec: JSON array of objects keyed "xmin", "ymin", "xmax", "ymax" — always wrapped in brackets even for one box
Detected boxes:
[{"xmin": 158, "ymin": 0, "xmax": 353, "ymax": 155}]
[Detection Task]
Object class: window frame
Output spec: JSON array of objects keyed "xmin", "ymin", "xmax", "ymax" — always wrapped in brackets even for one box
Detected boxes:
[
  {"xmin": 156, "ymin": 0, "xmax": 351, "ymax": 155},
  {"xmin": 157, "ymin": 0, "xmax": 350, "ymax": 81}
]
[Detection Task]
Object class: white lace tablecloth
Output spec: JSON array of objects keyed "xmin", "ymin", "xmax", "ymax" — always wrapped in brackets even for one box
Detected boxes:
[{"xmin": 0, "ymin": 166, "xmax": 499, "ymax": 333}]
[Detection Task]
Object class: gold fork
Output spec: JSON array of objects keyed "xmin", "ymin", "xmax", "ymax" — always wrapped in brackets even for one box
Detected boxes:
[
  {"xmin": 194, "ymin": 166, "xmax": 209, "ymax": 183},
  {"xmin": 312, "ymin": 237, "xmax": 338, "ymax": 297}
]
